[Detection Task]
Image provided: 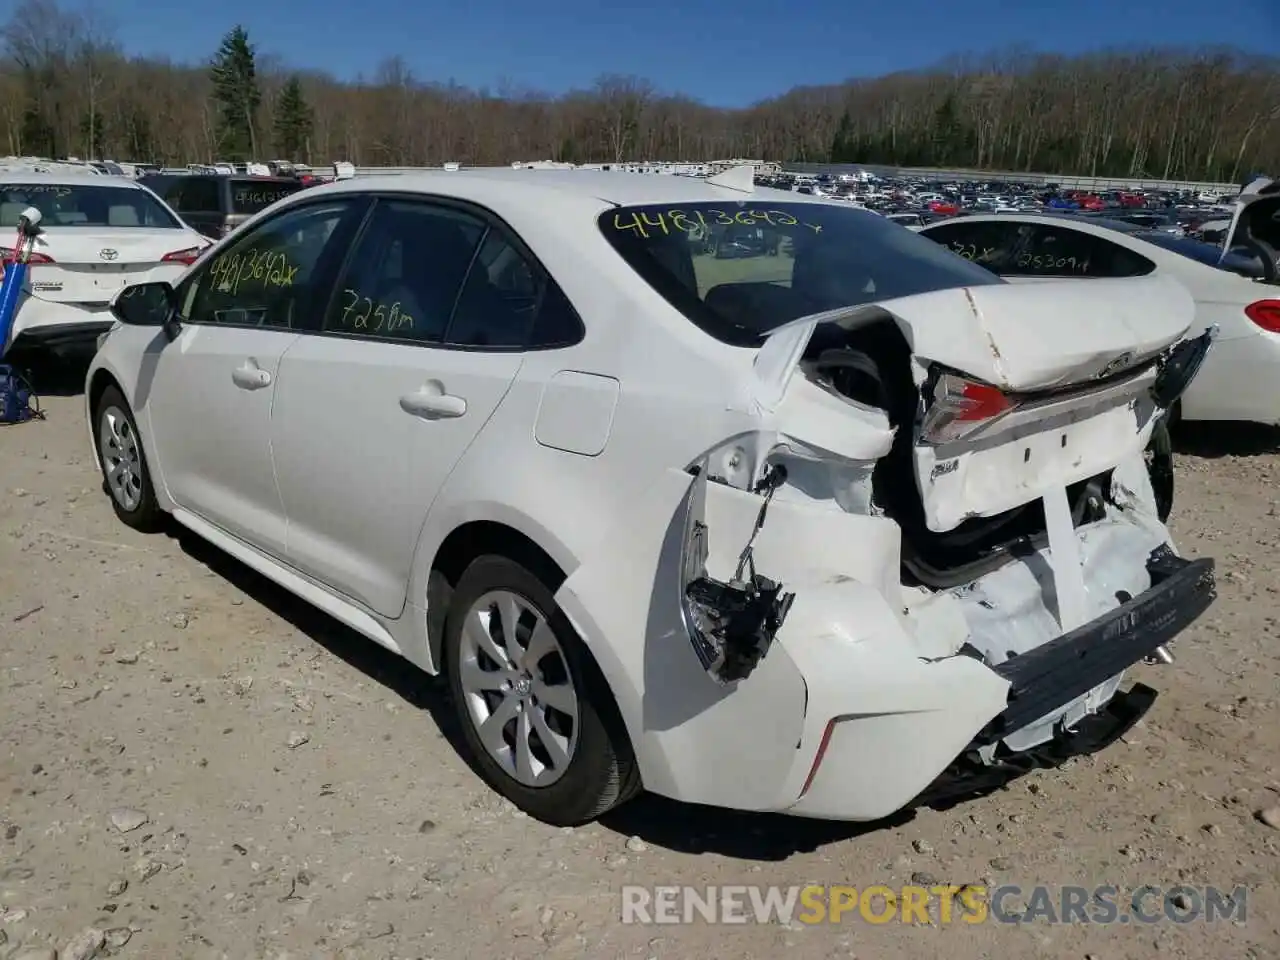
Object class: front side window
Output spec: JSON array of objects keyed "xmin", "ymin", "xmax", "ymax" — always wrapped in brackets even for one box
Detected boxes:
[
  {"xmin": 0, "ymin": 183, "xmax": 182, "ymax": 229},
  {"xmin": 179, "ymin": 200, "xmax": 359, "ymax": 329},
  {"xmin": 599, "ymin": 201, "xmax": 1004, "ymax": 346}
]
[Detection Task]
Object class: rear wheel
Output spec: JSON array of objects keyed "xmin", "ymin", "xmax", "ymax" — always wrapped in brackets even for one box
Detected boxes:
[
  {"xmin": 94, "ymin": 385, "xmax": 162, "ymax": 531},
  {"xmin": 443, "ymin": 555, "xmax": 640, "ymax": 825}
]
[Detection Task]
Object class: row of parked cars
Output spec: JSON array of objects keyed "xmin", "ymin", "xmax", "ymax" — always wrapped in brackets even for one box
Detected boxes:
[
  {"xmin": 757, "ymin": 171, "xmax": 1243, "ymax": 239},
  {"xmin": 2, "ymin": 159, "xmax": 1271, "ymax": 828}
]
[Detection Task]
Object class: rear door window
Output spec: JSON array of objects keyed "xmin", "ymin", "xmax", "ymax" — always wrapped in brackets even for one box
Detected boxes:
[
  {"xmin": 323, "ymin": 199, "xmax": 486, "ymax": 343},
  {"xmin": 919, "ymin": 220, "xmax": 1023, "ymax": 271}
]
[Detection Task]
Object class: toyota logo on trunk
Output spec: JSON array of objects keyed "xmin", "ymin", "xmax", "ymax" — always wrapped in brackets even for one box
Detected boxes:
[{"xmin": 99, "ymin": 248, "xmax": 118, "ymax": 261}]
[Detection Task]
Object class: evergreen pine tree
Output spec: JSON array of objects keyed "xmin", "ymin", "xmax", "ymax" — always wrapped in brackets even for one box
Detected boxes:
[
  {"xmin": 273, "ymin": 76, "xmax": 313, "ymax": 161},
  {"xmin": 209, "ymin": 25, "xmax": 261, "ymax": 160}
]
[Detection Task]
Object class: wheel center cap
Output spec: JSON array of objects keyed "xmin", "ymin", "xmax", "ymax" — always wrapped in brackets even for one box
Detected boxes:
[{"xmin": 513, "ymin": 675, "xmax": 531, "ymax": 696}]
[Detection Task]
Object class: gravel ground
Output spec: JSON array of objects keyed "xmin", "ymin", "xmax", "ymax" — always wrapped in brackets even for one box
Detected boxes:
[{"xmin": 2, "ymin": 386, "xmax": 1280, "ymax": 960}]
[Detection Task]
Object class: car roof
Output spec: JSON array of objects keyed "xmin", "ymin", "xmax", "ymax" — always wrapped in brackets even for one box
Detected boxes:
[
  {"xmin": 0, "ymin": 171, "xmax": 141, "ymax": 188},
  {"xmin": 309, "ymin": 168, "xmax": 833, "ymax": 209}
]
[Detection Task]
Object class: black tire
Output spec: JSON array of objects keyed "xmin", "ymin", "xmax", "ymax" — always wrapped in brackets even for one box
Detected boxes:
[
  {"xmin": 443, "ymin": 554, "xmax": 641, "ymax": 826},
  {"xmin": 93, "ymin": 385, "xmax": 163, "ymax": 532}
]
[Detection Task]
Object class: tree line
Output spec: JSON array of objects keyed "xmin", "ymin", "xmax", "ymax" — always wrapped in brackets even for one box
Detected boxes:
[{"xmin": 2, "ymin": 1, "xmax": 1278, "ymax": 183}]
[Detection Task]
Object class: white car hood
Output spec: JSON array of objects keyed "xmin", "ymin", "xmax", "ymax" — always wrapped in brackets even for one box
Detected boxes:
[{"xmin": 752, "ymin": 274, "xmax": 1195, "ymax": 407}]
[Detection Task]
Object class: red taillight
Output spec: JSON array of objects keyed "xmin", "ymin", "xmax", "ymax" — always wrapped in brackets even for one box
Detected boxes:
[
  {"xmin": 920, "ymin": 373, "xmax": 1016, "ymax": 444},
  {"xmin": 954, "ymin": 381, "xmax": 1012, "ymax": 421},
  {"xmin": 0, "ymin": 246, "xmax": 54, "ymax": 264},
  {"xmin": 161, "ymin": 246, "xmax": 204, "ymax": 265},
  {"xmin": 1244, "ymin": 299, "xmax": 1280, "ymax": 334}
]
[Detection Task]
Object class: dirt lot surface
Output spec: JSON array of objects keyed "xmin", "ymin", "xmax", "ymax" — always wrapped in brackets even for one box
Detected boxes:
[{"xmin": 3, "ymin": 387, "xmax": 1280, "ymax": 960}]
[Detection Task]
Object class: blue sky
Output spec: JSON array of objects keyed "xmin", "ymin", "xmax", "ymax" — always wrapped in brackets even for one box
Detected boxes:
[{"xmin": 5, "ymin": 0, "xmax": 1278, "ymax": 107}]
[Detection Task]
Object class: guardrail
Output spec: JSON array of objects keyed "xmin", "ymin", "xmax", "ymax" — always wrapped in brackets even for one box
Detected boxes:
[{"xmin": 318, "ymin": 162, "xmax": 1242, "ymax": 195}]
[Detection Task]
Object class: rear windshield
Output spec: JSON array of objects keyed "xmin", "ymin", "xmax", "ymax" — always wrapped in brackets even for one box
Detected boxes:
[
  {"xmin": 230, "ymin": 179, "xmax": 303, "ymax": 214},
  {"xmin": 0, "ymin": 183, "xmax": 181, "ymax": 229},
  {"xmin": 599, "ymin": 200, "xmax": 1004, "ymax": 346}
]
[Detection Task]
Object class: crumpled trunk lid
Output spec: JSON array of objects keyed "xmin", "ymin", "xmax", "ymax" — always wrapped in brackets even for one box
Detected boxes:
[{"xmin": 754, "ymin": 274, "xmax": 1194, "ymax": 399}]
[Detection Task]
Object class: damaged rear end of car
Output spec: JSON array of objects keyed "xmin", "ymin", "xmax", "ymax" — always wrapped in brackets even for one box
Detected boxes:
[
  {"xmin": 556, "ymin": 198, "xmax": 1217, "ymax": 822},
  {"xmin": 684, "ymin": 277, "xmax": 1215, "ymax": 817}
]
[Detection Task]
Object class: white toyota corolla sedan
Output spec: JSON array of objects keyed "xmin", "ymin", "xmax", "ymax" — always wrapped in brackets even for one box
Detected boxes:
[
  {"xmin": 1, "ymin": 172, "xmax": 210, "ymax": 361},
  {"xmin": 86, "ymin": 168, "xmax": 1217, "ymax": 826}
]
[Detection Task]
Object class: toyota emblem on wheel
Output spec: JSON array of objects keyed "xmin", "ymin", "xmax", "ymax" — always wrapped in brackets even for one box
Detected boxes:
[{"xmin": 99, "ymin": 248, "xmax": 119, "ymax": 261}]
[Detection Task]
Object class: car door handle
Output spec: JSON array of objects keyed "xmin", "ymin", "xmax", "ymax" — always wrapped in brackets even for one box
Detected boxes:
[
  {"xmin": 232, "ymin": 362, "xmax": 272, "ymax": 390},
  {"xmin": 400, "ymin": 388, "xmax": 466, "ymax": 419}
]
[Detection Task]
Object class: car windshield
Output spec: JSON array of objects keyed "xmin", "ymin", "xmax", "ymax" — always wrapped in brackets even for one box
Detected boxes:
[
  {"xmin": 599, "ymin": 200, "xmax": 1004, "ymax": 346},
  {"xmin": 0, "ymin": 183, "xmax": 181, "ymax": 228},
  {"xmin": 1132, "ymin": 230, "xmax": 1267, "ymax": 278},
  {"xmin": 230, "ymin": 179, "xmax": 303, "ymax": 215}
]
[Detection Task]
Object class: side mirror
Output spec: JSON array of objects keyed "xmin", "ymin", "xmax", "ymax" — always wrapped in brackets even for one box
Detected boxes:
[{"xmin": 110, "ymin": 281, "xmax": 176, "ymax": 331}]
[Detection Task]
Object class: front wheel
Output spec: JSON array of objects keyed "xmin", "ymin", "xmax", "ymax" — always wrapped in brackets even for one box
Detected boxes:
[
  {"xmin": 443, "ymin": 555, "xmax": 640, "ymax": 825},
  {"xmin": 94, "ymin": 385, "xmax": 162, "ymax": 532}
]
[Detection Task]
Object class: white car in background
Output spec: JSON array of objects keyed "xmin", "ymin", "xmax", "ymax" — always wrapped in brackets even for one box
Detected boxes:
[
  {"xmin": 918, "ymin": 209, "xmax": 1280, "ymax": 425},
  {"xmin": 85, "ymin": 169, "xmax": 1215, "ymax": 826},
  {"xmin": 1, "ymin": 173, "xmax": 210, "ymax": 360}
]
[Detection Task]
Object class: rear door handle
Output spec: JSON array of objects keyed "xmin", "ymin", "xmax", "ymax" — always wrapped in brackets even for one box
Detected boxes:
[
  {"xmin": 400, "ymin": 387, "xmax": 466, "ymax": 419},
  {"xmin": 232, "ymin": 362, "xmax": 272, "ymax": 390}
]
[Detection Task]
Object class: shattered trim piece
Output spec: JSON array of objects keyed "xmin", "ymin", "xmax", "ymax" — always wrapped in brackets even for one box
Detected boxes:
[{"xmin": 976, "ymin": 546, "xmax": 1215, "ymax": 743}]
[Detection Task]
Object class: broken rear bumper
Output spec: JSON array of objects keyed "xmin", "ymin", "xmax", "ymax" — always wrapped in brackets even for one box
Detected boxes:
[
  {"xmin": 787, "ymin": 545, "xmax": 1214, "ymax": 821},
  {"xmin": 913, "ymin": 682, "xmax": 1159, "ymax": 810},
  {"xmin": 974, "ymin": 546, "xmax": 1214, "ymax": 745}
]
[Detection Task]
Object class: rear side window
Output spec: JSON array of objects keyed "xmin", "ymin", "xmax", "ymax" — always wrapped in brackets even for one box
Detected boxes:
[
  {"xmin": 1010, "ymin": 224, "xmax": 1154, "ymax": 278},
  {"xmin": 924, "ymin": 221, "xmax": 1155, "ymax": 279},
  {"xmin": 446, "ymin": 230, "xmax": 586, "ymax": 349},
  {"xmin": 231, "ymin": 179, "xmax": 304, "ymax": 215},
  {"xmin": 0, "ymin": 183, "xmax": 181, "ymax": 228},
  {"xmin": 447, "ymin": 230, "xmax": 540, "ymax": 347}
]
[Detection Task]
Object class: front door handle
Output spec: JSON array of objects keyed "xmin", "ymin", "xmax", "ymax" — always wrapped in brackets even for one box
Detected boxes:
[
  {"xmin": 400, "ymin": 385, "xmax": 466, "ymax": 419},
  {"xmin": 232, "ymin": 362, "xmax": 272, "ymax": 390}
]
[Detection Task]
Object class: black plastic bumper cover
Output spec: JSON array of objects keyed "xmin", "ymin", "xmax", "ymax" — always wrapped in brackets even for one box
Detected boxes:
[{"xmin": 974, "ymin": 545, "xmax": 1215, "ymax": 745}]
